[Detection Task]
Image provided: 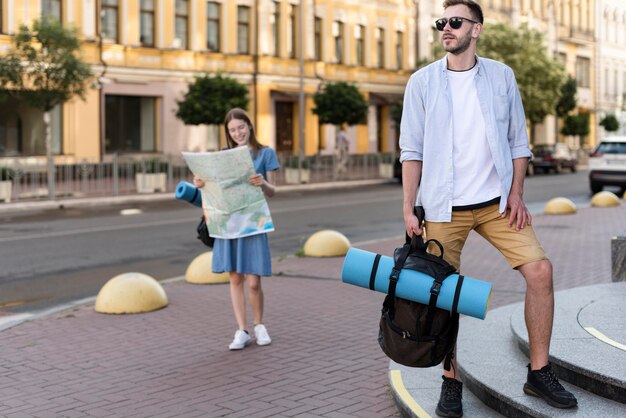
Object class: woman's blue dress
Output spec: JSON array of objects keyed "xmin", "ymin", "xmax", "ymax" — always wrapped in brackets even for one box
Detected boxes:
[{"xmin": 211, "ymin": 147, "xmax": 280, "ymax": 276}]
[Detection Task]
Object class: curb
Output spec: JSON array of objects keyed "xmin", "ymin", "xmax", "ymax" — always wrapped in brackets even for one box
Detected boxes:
[{"xmin": 0, "ymin": 179, "xmax": 394, "ymax": 214}]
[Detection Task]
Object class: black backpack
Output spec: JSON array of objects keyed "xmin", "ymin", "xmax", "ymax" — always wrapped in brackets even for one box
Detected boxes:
[
  {"xmin": 377, "ymin": 207, "xmax": 464, "ymax": 370},
  {"xmin": 196, "ymin": 216, "xmax": 215, "ymax": 248}
]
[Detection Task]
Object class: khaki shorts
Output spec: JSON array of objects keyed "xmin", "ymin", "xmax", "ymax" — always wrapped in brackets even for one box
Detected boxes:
[{"xmin": 423, "ymin": 204, "xmax": 547, "ymax": 270}]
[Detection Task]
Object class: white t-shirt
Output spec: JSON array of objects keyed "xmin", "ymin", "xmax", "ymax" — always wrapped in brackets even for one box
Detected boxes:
[{"xmin": 447, "ymin": 66, "xmax": 501, "ymax": 207}]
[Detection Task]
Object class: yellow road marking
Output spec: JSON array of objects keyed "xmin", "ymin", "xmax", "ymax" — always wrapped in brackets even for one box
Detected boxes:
[
  {"xmin": 389, "ymin": 369, "xmax": 432, "ymax": 418},
  {"xmin": 584, "ymin": 327, "xmax": 626, "ymax": 351}
]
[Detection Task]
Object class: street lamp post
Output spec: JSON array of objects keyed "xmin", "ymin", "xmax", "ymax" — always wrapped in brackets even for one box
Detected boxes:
[{"xmin": 297, "ymin": 0, "xmax": 305, "ymax": 182}]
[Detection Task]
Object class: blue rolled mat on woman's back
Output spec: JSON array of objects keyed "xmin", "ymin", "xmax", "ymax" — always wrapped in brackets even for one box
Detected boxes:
[
  {"xmin": 175, "ymin": 181, "xmax": 202, "ymax": 207},
  {"xmin": 341, "ymin": 247, "xmax": 492, "ymax": 319}
]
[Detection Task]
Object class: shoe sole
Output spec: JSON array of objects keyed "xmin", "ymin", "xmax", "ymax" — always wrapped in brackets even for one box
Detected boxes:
[
  {"xmin": 435, "ymin": 405, "xmax": 462, "ymax": 418},
  {"xmin": 256, "ymin": 340, "xmax": 271, "ymax": 346},
  {"xmin": 523, "ymin": 383, "xmax": 578, "ymax": 408},
  {"xmin": 229, "ymin": 340, "xmax": 252, "ymax": 350}
]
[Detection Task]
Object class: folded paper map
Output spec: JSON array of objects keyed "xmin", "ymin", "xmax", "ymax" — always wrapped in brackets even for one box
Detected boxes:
[{"xmin": 182, "ymin": 148, "xmax": 274, "ymax": 239}]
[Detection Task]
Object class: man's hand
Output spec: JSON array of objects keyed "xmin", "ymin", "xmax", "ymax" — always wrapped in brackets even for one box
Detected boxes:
[
  {"xmin": 502, "ymin": 191, "xmax": 532, "ymax": 231},
  {"xmin": 404, "ymin": 213, "xmax": 424, "ymax": 238}
]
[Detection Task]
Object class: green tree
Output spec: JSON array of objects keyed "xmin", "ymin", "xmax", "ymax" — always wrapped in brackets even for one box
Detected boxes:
[
  {"xmin": 0, "ymin": 18, "xmax": 93, "ymax": 198},
  {"xmin": 561, "ymin": 113, "xmax": 590, "ymax": 147},
  {"xmin": 599, "ymin": 113, "xmax": 620, "ymax": 132},
  {"xmin": 556, "ymin": 76, "xmax": 577, "ymax": 117},
  {"xmin": 312, "ymin": 81, "xmax": 368, "ymax": 126},
  {"xmin": 175, "ymin": 74, "xmax": 248, "ymax": 150},
  {"xmin": 476, "ymin": 23, "xmax": 566, "ymax": 143}
]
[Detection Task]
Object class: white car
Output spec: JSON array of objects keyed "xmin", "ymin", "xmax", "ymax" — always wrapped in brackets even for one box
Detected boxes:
[{"xmin": 588, "ymin": 136, "xmax": 626, "ymax": 194}]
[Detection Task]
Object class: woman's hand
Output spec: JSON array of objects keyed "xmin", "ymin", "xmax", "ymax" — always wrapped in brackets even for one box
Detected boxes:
[
  {"xmin": 193, "ymin": 176, "xmax": 205, "ymax": 188},
  {"xmin": 250, "ymin": 172, "xmax": 276, "ymax": 197},
  {"xmin": 248, "ymin": 174, "xmax": 265, "ymax": 187}
]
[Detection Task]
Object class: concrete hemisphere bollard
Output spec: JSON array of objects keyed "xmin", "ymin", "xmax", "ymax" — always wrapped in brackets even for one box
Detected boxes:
[
  {"xmin": 185, "ymin": 251, "xmax": 230, "ymax": 284},
  {"xmin": 543, "ymin": 197, "xmax": 577, "ymax": 215},
  {"xmin": 95, "ymin": 272, "xmax": 168, "ymax": 314},
  {"xmin": 303, "ymin": 230, "xmax": 351, "ymax": 257},
  {"xmin": 622, "ymin": 190, "xmax": 626, "ymax": 201},
  {"xmin": 591, "ymin": 191, "xmax": 621, "ymax": 207}
]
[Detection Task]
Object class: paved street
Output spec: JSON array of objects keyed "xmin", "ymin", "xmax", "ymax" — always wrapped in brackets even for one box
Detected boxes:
[{"xmin": 0, "ymin": 201, "xmax": 624, "ymax": 417}]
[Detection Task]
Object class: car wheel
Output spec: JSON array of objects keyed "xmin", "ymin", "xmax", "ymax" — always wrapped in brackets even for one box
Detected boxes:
[
  {"xmin": 590, "ymin": 181, "xmax": 602, "ymax": 194},
  {"xmin": 571, "ymin": 164, "xmax": 577, "ymax": 173}
]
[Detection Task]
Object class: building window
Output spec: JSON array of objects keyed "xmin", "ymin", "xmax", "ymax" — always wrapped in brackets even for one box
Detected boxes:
[
  {"xmin": 288, "ymin": 4, "xmax": 297, "ymax": 58},
  {"xmin": 175, "ymin": 0, "xmax": 188, "ymax": 49},
  {"xmin": 0, "ymin": 98, "xmax": 62, "ymax": 156},
  {"xmin": 355, "ymin": 25, "xmax": 364, "ymax": 66},
  {"xmin": 270, "ymin": 1, "xmax": 279, "ymax": 56},
  {"xmin": 42, "ymin": 0, "xmax": 62, "ymax": 21},
  {"xmin": 101, "ymin": 0, "xmax": 119, "ymax": 42},
  {"xmin": 396, "ymin": 31, "xmax": 403, "ymax": 69},
  {"xmin": 333, "ymin": 21, "xmax": 343, "ymax": 64},
  {"xmin": 376, "ymin": 27, "xmax": 385, "ymax": 69},
  {"xmin": 207, "ymin": 1, "xmax": 220, "ymax": 51},
  {"xmin": 314, "ymin": 17, "xmax": 322, "ymax": 61},
  {"xmin": 140, "ymin": 0, "xmax": 155, "ymax": 47},
  {"xmin": 105, "ymin": 96, "xmax": 156, "ymax": 153},
  {"xmin": 575, "ymin": 56, "xmax": 590, "ymax": 88},
  {"xmin": 237, "ymin": 6, "xmax": 250, "ymax": 54}
]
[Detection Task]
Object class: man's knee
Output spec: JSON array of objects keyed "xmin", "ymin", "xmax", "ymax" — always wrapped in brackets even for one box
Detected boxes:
[{"xmin": 520, "ymin": 259, "xmax": 553, "ymax": 290}]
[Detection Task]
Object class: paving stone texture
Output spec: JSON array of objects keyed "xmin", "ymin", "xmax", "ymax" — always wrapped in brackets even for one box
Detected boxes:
[{"xmin": 0, "ymin": 204, "xmax": 624, "ymax": 417}]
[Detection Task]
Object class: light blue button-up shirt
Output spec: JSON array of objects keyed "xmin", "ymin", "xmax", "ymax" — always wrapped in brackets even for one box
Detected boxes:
[{"xmin": 399, "ymin": 56, "xmax": 532, "ymax": 222}]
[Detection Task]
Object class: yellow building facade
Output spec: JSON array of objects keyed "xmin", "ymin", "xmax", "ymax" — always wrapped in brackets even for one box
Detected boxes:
[{"xmin": 0, "ymin": 0, "xmax": 416, "ymax": 165}]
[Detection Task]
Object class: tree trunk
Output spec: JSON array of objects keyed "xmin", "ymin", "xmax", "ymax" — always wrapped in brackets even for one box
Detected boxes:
[{"xmin": 44, "ymin": 111, "xmax": 55, "ymax": 199}]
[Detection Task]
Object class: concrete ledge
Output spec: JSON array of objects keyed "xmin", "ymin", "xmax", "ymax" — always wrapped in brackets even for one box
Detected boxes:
[
  {"xmin": 511, "ymin": 283, "xmax": 626, "ymax": 403},
  {"xmin": 456, "ymin": 295, "xmax": 626, "ymax": 417},
  {"xmin": 388, "ymin": 362, "xmax": 503, "ymax": 418}
]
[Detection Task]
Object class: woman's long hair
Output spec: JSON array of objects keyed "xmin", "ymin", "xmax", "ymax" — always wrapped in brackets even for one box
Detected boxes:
[{"xmin": 224, "ymin": 108, "xmax": 265, "ymax": 158}]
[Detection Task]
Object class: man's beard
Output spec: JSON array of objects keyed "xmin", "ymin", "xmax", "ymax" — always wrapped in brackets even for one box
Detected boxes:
[{"xmin": 443, "ymin": 31, "xmax": 472, "ymax": 55}]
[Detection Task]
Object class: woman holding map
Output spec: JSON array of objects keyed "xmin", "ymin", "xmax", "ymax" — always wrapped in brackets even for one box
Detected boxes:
[{"xmin": 193, "ymin": 108, "xmax": 280, "ymax": 350}]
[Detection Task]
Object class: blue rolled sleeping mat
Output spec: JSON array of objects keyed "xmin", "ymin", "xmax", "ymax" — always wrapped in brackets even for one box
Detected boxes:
[
  {"xmin": 341, "ymin": 247, "xmax": 492, "ymax": 320},
  {"xmin": 175, "ymin": 181, "xmax": 202, "ymax": 208}
]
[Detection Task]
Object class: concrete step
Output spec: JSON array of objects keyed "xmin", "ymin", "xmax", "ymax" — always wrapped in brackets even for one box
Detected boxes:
[
  {"xmin": 457, "ymin": 297, "xmax": 626, "ymax": 417},
  {"xmin": 389, "ymin": 361, "xmax": 504, "ymax": 418},
  {"xmin": 510, "ymin": 282, "xmax": 626, "ymax": 403}
]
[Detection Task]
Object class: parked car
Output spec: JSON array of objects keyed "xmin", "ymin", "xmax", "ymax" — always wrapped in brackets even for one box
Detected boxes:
[
  {"xmin": 394, "ymin": 157, "xmax": 402, "ymax": 183},
  {"xmin": 589, "ymin": 136, "xmax": 626, "ymax": 194},
  {"xmin": 531, "ymin": 143, "xmax": 578, "ymax": 173}
]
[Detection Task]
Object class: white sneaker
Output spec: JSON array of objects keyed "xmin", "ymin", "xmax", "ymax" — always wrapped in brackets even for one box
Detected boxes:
[
  {"xmin": 228, "ymin": 330, "xmax": 251, "ymax": 350},
  {"xmin": 254, "ymin": 324, "xmax": 272, "ymax": 346}
]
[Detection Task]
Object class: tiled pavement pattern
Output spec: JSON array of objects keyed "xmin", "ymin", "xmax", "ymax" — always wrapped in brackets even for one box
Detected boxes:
[{"xmin": 0, "ymin": 204, "xmax": 624, "ymax": 417}]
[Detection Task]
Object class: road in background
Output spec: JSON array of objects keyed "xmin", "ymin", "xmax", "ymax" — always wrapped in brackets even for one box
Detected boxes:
[{"xmin": 0, "ymin": 170, "xmax": 595, "ymax": 313}]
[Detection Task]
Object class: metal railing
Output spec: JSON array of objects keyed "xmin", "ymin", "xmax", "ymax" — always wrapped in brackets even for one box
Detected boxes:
[{"xmin": 0, "ymin": 152, "xmax": 399, "ymax": 203}]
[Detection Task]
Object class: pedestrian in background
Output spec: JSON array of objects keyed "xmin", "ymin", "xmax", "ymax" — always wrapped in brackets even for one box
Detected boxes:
[
  {"xmin": 399, "ymin": 1, "xmax": 577, "ymax": 416},
  {"xmin": 193, "ymin": 108, "xmax": 280, "ymax": 350}
]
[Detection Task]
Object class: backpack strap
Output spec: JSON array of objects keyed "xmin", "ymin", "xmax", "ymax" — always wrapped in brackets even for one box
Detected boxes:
[
  {"xmin": 423, "ymin": 276, "xmax": 444, "ymax": 335},
  {"xmin": 383, "ymin": 243, "xmax": 412, "ymax": 313},
  {"xmin": 369, "ymin": 254, "xmax": 382, "ymax": 290},
  {"xmin": 451, "ymin": 275, "xmax": 464, "ymax": 315}
]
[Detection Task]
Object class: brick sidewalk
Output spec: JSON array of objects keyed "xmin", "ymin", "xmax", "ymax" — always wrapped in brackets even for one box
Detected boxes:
[{"xmin": 0, "ymin": 205, "xmax": 624, "ymax": 417}]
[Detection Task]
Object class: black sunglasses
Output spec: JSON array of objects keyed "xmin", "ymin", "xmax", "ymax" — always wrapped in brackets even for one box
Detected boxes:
[{"xmin": 435, "ymin": 16, "xmax": 480, "ymax": 31}]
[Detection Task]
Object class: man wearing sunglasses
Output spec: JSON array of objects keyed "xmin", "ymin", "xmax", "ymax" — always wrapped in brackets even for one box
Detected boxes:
[{"xmin": 399, "ymin": 1, "xmax": 577, "ymax": 417}]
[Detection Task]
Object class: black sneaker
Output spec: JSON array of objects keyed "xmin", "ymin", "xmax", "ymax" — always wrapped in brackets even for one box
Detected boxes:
[
  {"xmin": 523, "ymin": 363, "xmax": 578, "ymax": 408},
  {"xmin": 436, "ymin": 376, "xmax": 463, "ymax": 417}
]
